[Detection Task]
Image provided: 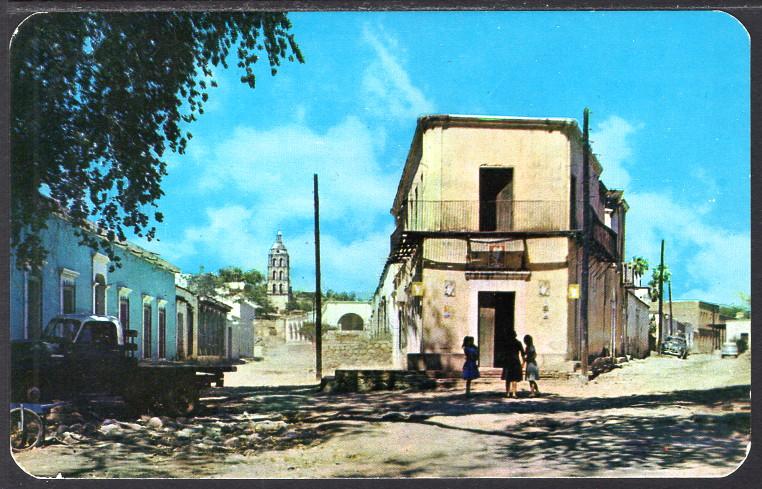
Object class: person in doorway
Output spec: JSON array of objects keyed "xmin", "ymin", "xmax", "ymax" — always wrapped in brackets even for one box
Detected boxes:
[
  {"xmin": 462, "ymin": 336, "xmax": 480, "ymax": 398},
  {"xmin": 501, "ymin": 329, "xmax": 525, "ymax": 398},
  {"xmin": 523, "ymin": 334, "xmax": 541, "ymax": 397}
]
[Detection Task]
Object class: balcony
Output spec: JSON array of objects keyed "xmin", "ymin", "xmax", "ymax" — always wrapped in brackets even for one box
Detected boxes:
[
  {"xmin": 591, "ymin": 213, "xmax": 618, "ymax": 262},
  {"xmin": 398, "ymin": 200, "xmax": 567, "ymax": 233}
]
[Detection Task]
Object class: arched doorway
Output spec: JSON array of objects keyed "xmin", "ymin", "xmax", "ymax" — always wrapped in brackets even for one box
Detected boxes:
[{"xmin": 338, "ymin": 313, "xmax": 364, "ymax": 331}]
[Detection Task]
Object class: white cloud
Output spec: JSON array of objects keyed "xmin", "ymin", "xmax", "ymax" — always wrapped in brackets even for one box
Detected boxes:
[
  {"xmin": 590, "ymin": 115, "xmax": 644, "ymax": 189},
  {"xmin": 625, "ymin": 191, "xmax": 750, "ymax": 305},
  {"xmin": 361, "ymin": 24, "xmax": 435, "ymax": 120},
  {"xmin": 590, "ymin": 115, "xmax": 749, "ymax": 305},
  {"xmin": 286, "ymin": 228, "xmax": 394, "ymax": 296},
  {"xmin": 195, "ymin": 116, "xmax": 398, "ymax": 223},
  {"xmin": 146, "ymin": 205, "xmax": 264, "ymax": 270}
]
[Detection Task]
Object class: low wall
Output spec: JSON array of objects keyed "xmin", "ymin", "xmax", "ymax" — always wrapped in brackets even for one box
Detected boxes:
[{"xmin": 322, "ymin": 331, "xmax": 393, "ymax": 371}]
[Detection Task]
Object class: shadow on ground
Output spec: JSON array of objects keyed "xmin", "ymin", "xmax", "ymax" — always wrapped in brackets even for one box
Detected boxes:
[{"xmin": 18, "ymin": 383, "xmax": 750, "ymax": 477}]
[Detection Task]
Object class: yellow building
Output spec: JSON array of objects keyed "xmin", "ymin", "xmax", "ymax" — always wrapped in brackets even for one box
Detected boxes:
[{"xmin": 372, "ymin": 114, "xmax": 632, "ymax": 373}]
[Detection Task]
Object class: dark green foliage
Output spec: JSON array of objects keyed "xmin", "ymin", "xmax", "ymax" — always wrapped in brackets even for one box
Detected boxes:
[
  {"xmin": 187, "ymin": 266, "xmax": 277, "ymax": 317},
  {"xmin": 297, "ymin": 321, "xmax": 337, "ymax": 343},
  {"xmin": 648, "ymin": 265, "xmax": 671, "ymax": 302},
  {"xmin": 11, "ymin": 12, "xmax": 303, "ymax": 270},
  {"xmin": 286, "ymin": 289, "xmax": 364, "ymax": 312}
]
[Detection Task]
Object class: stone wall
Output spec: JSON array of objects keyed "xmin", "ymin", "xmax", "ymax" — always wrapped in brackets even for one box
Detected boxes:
[
  {"xmin": 253, "ymin": 319, "xmax": 285, "ymax": 357},
  {"xmin": 322, "ymin": 331, "xmax": 393, "ymax": 371}
]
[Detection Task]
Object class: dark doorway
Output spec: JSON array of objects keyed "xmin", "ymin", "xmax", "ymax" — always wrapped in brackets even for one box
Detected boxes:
[
  {"xmin": 478, "ymin": 291, "xmax": 516, "ymax": 367},
  {"xmin": 480, "ymin": 167, "xmax": 514, "ymax": 231}
]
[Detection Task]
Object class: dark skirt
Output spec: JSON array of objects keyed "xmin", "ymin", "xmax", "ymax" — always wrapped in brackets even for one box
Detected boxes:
[
  {"xmin": 462, "ymin": 360, "xmax": 480, "ymax": 380},
  {"xmin": 501, "ymin": 358, "xmax": 523, "ymax": 382}
]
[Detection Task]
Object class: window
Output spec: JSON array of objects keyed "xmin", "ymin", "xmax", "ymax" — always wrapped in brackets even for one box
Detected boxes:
[
  {"xmin": 119, "ymin": 296, "xmax": 130, "ymax": 333},
  {"xmin": 60, "ymin": 268, "xmax": 79, "ymax": 314},
  {"xmin": 26, "ymin": 270, "xmax": 43, "ymax": 340},
  {"xmin": 279, "ymin": 284, "xmax": 283, "ymax": 294},
  {"xmin": 177, "ymin": 312, "xmax": 185, "ymax": 359},
  {"xmin": 44, "ymin": 318, "xmax": 79, "ymax": 342},
  {"xmin": 279, "ymin": 271, "xmax": 283, "ymax": 280},
  {"xmin": 143, "ymin": 302, "xmax": 152, "ymax": 359},
  {"xmin": 273, "ymin": 271, "xmax": 277, "ymax": 280},
  {"xmin": 158, "ymin": 305, "xmax": 166, "ymax": 359},
  {"xmin": 272, "ymin": 284, "xmax": 277, "ymax": 293},
  {"xmin": 77, "ymin": 321, "xmax": 118, "ymax": 348},
  {"xmin": 279, "ymin": 258, "xmax": 284, "ymax": 266},
  {"xmin": 187, "ymin": 308, "xmax": 194, "ymax": 357},
  {"xmin": 94, "ymin": 274, "xmax": 107, "ymax": 315},
  {"xmin": 92, "ymin": 253, "xmax": 110, "ymax": 315},
  {"xmin": 273, "ymin": 258, "xmax": 277, "ymax": 266}
]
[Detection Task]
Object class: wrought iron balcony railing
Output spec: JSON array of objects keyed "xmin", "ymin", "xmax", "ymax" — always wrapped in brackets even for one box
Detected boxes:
[{"xmin": 397, "ymin": 200, "xmax": 567, "ymax": 233}]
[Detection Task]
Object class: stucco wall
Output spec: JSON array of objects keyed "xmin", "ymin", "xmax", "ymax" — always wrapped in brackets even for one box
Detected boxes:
[
  {"xmin": 625, "ymin": 290, "xmax": 651, "ymax": 359},
  {"xmin": 11, "ymin": 216, "xmax": 177, "ymax": 360}
]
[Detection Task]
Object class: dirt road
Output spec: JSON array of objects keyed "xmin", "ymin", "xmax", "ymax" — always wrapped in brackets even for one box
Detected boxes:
[{"xmin": 11, "ymin": 352, "xmax": 751, "ymax": 478}]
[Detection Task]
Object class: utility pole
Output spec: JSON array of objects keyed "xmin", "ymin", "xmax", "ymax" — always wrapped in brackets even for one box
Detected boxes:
[
  {"xmin": 668, "ymin": 279, "xmax": 674, "ymax": 337},
  {"xmin": 580, "ymin": 108, "xmax": 591, "ymax": 375},
  {"xmin": 313, "ymin": 174, "xmax": 322, "ymax": 380},
  {"xmin": 658, "ymin": 239, "xmax": 665, "ymax": 348}
]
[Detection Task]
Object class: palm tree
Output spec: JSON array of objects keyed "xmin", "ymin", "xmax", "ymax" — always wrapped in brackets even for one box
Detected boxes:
[
  {"xmin": 648, "ymin": 264, "xmax": 671, "ymax": 302},
  {"xmin": 630, "ymin": 256, "xmax": 649, "ymax": 284}
]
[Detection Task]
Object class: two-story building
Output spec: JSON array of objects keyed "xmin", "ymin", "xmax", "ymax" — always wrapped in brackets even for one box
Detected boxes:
[{"xmin": 372, "ymin": 114, "xmax": 633, "ymax": 373}]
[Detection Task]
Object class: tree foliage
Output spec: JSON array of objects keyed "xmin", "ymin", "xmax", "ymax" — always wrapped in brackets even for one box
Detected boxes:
[
  {"xmin": 11, "ymin": 12, "xmax": 303, "ymax": 270},
  {"xmin": 187, "ymin": 266, "xmax": 277, "ymax": 317},
  {"xmin": 648, "ymin": 264, "xmax": 671, "ymax": 302},
  {"xmin": 286, "ymin": 289, "xmax": 364, "ymax": 312},
  {"xmin": 629, "ymin": 256, "xmax": 649, "ymax": 278}
]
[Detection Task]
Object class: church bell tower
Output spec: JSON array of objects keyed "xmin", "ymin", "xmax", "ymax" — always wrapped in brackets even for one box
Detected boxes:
[{"xmin": 266, "ymin": 231, "xmax": 291, "ymax": 312}]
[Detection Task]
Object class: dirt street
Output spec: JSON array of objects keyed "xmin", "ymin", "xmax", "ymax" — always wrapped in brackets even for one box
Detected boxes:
[{"xmin": 11, "ymin": 351, "xmax": 751, "ymax": 478}]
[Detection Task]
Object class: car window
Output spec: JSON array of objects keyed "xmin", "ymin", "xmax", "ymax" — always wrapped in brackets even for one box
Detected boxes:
[
  {"xmin": 42, "ymin": 319, "xmax": 80, "ymax": 342},
  {"xmin": 76, "ymin": 321, "xmax": 118, "ymax": 347}
]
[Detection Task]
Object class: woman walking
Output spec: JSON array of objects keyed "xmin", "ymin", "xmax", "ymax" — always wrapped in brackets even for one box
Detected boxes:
[
  {"xmin": 523, "ymin": 334, "xmax": 541, "ymax": 397},
  {"xmin": 462, "ymin": 336, "xmax": 480, "ymax": 398},
  {"xmin": 501, "ymin": 330, "xmax": 525, "ymax": 398}
]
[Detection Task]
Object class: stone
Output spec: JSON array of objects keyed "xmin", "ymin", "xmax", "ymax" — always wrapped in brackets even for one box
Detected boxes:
[
  {"xmin": 55, "ymin": 425, "xmax": 68, "ymax": 437},
  {"xmin": 254, "ymin": 420, "xmax": 288, "ymax": 434},
  {"xmin": 99, "ymin": 424, "xmax": 121, "ymax": 436},
  {"xmin": 147, "ymin": 417, "xmax": 163, "ymax": 429},
  {"xmin": 118, "ymin": 422, "xmax": 143, "ymax": 431},
  {"xmin": 102, "ymin": 418, "xmax": 117, "ymax": 426},
  {"xmin": 176, "ymin": 417, "xmax": 188, "ymax": 425},
  {"xmin": 223, "ymin": 437, "xmax": 240, "ymax": 448},
  {"xmin": 176, "ymin": 428, "xmax": 195, "ymax": 439},
  {"xmin": 68, "ymin": 423, "xmax": 83, "ymax": 434}
]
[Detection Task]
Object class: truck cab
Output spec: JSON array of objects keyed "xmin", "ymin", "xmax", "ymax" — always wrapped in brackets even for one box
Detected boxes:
[{"xmin": 12, "ymin": 314, "xmax": 137, "ymax": 403}]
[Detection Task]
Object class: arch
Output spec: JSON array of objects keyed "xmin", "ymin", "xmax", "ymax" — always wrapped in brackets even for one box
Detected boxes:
[
  {"xmin": 279, "ymin": 270, "xmax": 283, "ymax": 280},
  {"xmin": 272, "ymin": 284, "xmax": 277, "ymax": 293},
  {"xmin": 279, "ymin": 284, "xmax": 284, "ymax": 294},
  {"xmin": 272, "ymin": 271, "xmax": 277, "ymax": 280},
  {"xmin": 279, "ymin": 258, "xmax": 284, "ymax": 266},
  {"xmin": 338, "ymin": 313, "xmax": 364, "ymax": 331},
  {"xmin": 273, "ymin": 257, "xmax": 277, "ymax": 266}
]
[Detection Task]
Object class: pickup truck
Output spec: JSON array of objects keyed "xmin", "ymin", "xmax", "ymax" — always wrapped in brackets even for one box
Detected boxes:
[{"xmin": 11, "ymin": 314, "xmax": 236, "ymax": 416}]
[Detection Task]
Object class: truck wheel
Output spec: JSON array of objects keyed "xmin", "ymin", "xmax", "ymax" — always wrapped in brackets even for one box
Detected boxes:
[
  {"xmin": 160, "ymin": 386, "xmax": 199, "ymax": 417},
  {"xmin": 122, "ymin": 384, "xmax": 151, "ymax": 416},
  {"xmin": 173, "ymin": 387, "xmax": 200, "ymax": 416}
]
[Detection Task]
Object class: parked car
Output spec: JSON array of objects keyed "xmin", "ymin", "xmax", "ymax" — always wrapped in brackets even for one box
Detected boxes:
[
  {"xmin": 660, "ymin": 335, "xmax": 688, "ymax": 359},
  {"xmin": 721, "ymin": 342, "xmax": 739, "ymax": 358}
]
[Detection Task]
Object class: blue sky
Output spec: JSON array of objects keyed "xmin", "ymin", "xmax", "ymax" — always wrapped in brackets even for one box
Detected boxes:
[{"xmin": 136, "ymin": 11, "xmax": 749, "ymax": 305}]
